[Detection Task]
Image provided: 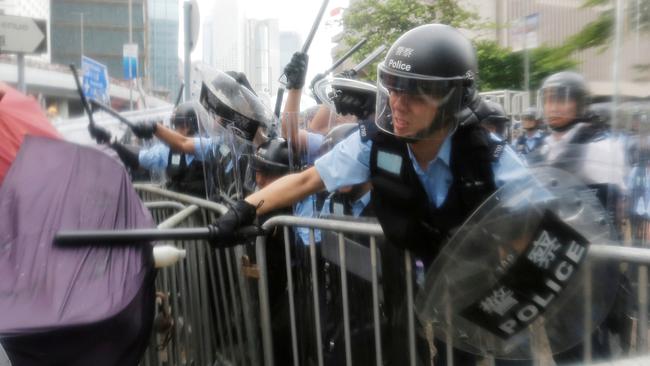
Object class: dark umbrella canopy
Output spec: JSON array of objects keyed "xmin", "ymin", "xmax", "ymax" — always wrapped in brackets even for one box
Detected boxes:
[{"xmin": 0, "ymin": 136, "xmax": 156, "ymax": 366}]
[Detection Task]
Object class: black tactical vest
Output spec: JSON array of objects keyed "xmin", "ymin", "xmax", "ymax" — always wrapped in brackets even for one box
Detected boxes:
[
  {"xmin": 166, "ymin": 151, "xmax": 206, "ymax": 197},
  {"xmin": 369, "ymin": 124, "xmax": 502, "ymax": 264}
]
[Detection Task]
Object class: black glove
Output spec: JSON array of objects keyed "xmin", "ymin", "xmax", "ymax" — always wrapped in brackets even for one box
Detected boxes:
[
  {"xmin": 208, "ymin": 200, "xmax": 257, "ymax": 247},
  {"xmin": 131, "ymin": 121, "xmax": 158, "ymax": 139},
  {"xmin": 309, "ymin": 72, "xmax": 326, "ymax": 104},
  {"xmin": 283, "ymin": 52, "xmax": 309, "ymax": 89},
  {"xmin": 333, "ymin": 88, "xmax": 376, "ymax": 120},
  {"xmin": 88, "ymin": 124, "xmax": 111, "ymax": 144},
  {"xmin": 110, "ymin": 142, "xmax": 140, "ymax": 170}
]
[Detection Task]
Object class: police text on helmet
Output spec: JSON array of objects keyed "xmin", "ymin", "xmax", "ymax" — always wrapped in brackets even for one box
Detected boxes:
[{"xmin": 387, "ymin": 59, "xmax": 411, "ymax": 72}]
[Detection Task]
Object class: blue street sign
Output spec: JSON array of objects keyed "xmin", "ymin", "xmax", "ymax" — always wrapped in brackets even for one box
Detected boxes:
[{"xmin": 81, "ymin": 56, "xmax": 110, "ymax": 103}]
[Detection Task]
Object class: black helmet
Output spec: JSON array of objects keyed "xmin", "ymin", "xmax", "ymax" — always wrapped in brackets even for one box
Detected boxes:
[
  {"xmin": 540, "ymin": 71, "xmax": 590, "ymax": 119},
  {"xmin": 319, "ymin": 123, "xmax": 359, "ymax": 155},
  {"xmin": 250, "ymin": 138, "xmax": 295, "ymax": 175},
  {"xmin": 198, "ymin": 66, "xmax": 274, "ymax": 141},
  {"xmin": 313, "ymin": 77, "xmax": 377, "ymax": 120},
  {"xmin": 478, "ymin": 100, "xmax": 509, "ymax": 124},
  {"xmin": 479, "ymin": 100, "xmax": 509, "ymax": 137},
  {"xmin": 521, "ymin": 107, "xmax": 539, "ymax": 121},
  {"xmin": 171, "ymin": 101, "xmax": 199, "ymax": 136},
  {"xmin": 375, "ymin": 24, "xmax": 478, "ymax": 140}
]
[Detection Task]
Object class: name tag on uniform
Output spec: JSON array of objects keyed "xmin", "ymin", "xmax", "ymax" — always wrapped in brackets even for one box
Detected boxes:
[
  {"xmin": 171, "ymin": 154, "xmax": 181, "ymax": 165},
  {"xmin": 377, "ymin": 150, "xmax": 402, "ymax": 176},
  {"xmin": 333, "ymin": 202, "xmax": 345, "ymax": 216}
]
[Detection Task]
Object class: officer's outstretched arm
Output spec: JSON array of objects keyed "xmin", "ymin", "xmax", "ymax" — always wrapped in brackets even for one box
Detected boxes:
[
  {"xmin": 246, "ymin": 166, "xmax": 325, "ymax": 215},
  {"xmin": 154, "ymin": 123, "xmax": 196, "ymax": 154},
  {"xmin": 209, "ymin": 166, "xmax": 325, "ymax": 241}
]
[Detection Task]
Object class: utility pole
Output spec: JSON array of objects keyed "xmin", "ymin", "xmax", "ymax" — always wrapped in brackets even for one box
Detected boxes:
[
  {"xmin": 184, "ymin": 0, "xmax": 191, "ymax": 102},
  {"xmin": 128, "ymin": 0, "xmax": 134, "ymax": 110},
  {"xmin": 80, "ymin": 13, "xmax": 84, "ymax": 58}
]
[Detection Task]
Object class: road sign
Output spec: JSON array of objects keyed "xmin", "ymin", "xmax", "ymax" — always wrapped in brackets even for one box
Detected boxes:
[
  {"xmin": 123, "ymin": 43, "xmax": 138, "ymax": 80},
  {"xmin": 0, "ymin": 15, "xmax": 47, "ymax": 54},
  {"xmin": 511, "ymin": 13, "xmax": 540, "ymax": 52},
  {"xmin": 82, "ymin": 56, "xmax": 110, "ymax": 104}
]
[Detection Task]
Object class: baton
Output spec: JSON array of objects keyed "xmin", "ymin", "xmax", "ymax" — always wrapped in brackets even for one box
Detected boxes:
[
  {"xmin": 275, "ymin": 0, "xmax": 329, "ymax": 115},
  {"xmin": 274, "ymin": 88, "xmax": 285, "ymax": 118},
  {"xmin": 351, "ymin": 44, "xmax": 387, "ymax": 75},
  {"xmin": 301, "ymin": 0, "xmax": 330, "ymax": 54},
  {"xmin": 323, "ymin": 38, "xmax": 367, "ymax": 75},
  {"xmin": 174, "ymin": 82, "xmax": 185, "ymax": 107},
  {"xmin": 55, "ymin": 226, "xmax": 265, "ymax": 248},
  {"xmin": 89, "ymin": 99, "xmax": 136, "ymax": 129}
]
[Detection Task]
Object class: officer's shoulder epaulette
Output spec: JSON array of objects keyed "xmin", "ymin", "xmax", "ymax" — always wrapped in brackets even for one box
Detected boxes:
[{"xmin": 358, "ymin": 118, "xmax": 379, "ymax": 142}]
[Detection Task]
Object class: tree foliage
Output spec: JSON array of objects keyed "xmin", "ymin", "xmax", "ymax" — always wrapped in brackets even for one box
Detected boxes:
[
  {"xmin": 475, "ymin": 41, "xmax": 578, "ymax": 91},
  {"xmin": 340, "ymin": 0, "xmax": 478, "ymax": 80},
  {"xmin": 340, "ymin": 0, "xmax": 578, "ymax": 91},
  {"xmin": 563, "ymin": 0, "xmax": 650, "ymax": 52}
]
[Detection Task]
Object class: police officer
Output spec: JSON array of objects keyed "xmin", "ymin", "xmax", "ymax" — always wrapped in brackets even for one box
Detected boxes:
[
  {"xmin": 534, "ymin": 70, "xmax": 631, "ymax": 363},
  {"xmin": 210, "ymin": 24, "xmax": 528, "ymax": 365},
  {"xmin": 250, "ymin": 138, "xmax": 295, "ymax": 189},
  {"xmin": 514, "ymin": 107, "xmax": 545, "ymax": 156},
  {"xmin": 480, "ymin": 100, "xmax": 511, "ymax": 140},
  {"xmin": 114, "ymin": 101, "xmax": 210, "ymax": 197}
]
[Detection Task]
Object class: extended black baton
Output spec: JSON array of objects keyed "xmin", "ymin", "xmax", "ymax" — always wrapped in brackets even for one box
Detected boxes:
[{"xmin": 55, "ymin": 226, "xmax": 265, "ymax": 248}]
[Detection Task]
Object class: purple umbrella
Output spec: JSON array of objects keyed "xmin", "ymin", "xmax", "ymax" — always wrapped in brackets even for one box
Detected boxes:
[{"xmin": 0, "ymin": 136, "xmax": 156, "ymax": 366}]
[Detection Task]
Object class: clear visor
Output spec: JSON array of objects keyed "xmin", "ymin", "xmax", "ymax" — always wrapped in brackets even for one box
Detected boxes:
[
  {"xmin": 196, "ymin": 64, "xmax": 276, "ymax": 141},
  {"xmin": 375, "ymin": 64, "xmax": 465, "ymax": 140},
  {"xmin": 222, "ymin": 124, "xmax": 257, "ymax": 198},
  {"xmin": 314, "ymin": 77, "xmax": 377, "ymax": 120},
  {"xmin": 539, "ymin": 86, "xmax": 581, "ymax": 125}
]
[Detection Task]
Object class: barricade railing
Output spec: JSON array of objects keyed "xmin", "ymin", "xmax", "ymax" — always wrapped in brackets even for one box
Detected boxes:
[{"xmin": 134, "ymin": 183, "xmax": 650, "ymax": 366}]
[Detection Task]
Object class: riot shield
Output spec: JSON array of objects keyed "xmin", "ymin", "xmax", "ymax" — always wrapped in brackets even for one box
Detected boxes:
[
  {"xmin": 415, "ymin": 166, "xmax": 621, "ymax": 360},
  {"xmin": 196, "ymin": 64, "xmax": 276, "ymax": 143}
]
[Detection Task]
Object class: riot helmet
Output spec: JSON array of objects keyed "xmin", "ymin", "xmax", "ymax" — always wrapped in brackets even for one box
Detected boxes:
[
  {"xmin": 375, "ymin": 23, "xmax": 478, "ymax": 141},
  {"xmin": 197, "ymin": 65, "xmax": 275, "ymax": 142},
  {"xmin": 319, "ymin": 123, "xmax": 359, "ymax": 156},
  {"xmin": 171, "ymin": 101, "xmax": 200, "ymax": 136},
  {"xmin": 539, "ymin": 71, "xmax": 590, "ymax": 130},
  {"xmin": 480, "ymin": 100, "xmax": 509, "ymax": 138},
  {"xmin": 250, "ymin": 138, "xmax": 294, "ymax": 176},
  {"xmin": 314, "ymin": 77, "xmax": 377, "ymax": 120}
]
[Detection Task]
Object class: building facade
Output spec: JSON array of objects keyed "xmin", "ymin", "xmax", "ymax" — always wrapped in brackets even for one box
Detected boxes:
[
  {"xmin": 147, "ymin": 0, "xmax": 179, "ymax": 98},
  {"xmin": 50, "ymin": 0, "xmax": 146, "ymax": 82},
  {"xmin": 245, "ymin": 18, "xmax": 280, "ymax": 98},
  {"xmin": 465, "ymin": 0, "xmax": 650, "ymax": 97}
]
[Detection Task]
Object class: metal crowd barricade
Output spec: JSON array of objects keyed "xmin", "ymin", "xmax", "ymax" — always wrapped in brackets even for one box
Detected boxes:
[{"xmin": 133, "ymin": 183, "xmax": 650, "ymax": 366}]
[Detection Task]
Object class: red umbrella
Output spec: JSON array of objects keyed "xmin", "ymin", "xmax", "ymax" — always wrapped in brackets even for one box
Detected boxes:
[{"xmin": 0, "ymin": 82, "xmax": 61, "ymax": 185}]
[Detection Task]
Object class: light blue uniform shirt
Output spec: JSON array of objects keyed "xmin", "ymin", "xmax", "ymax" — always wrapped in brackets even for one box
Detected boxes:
[
  {"xmin": 315, "ymin": 130, "xmax": 528, "ymax": 208},
  {"xmin": 320, "ymin": 191, "xmax": 372, "ymax": 218},
  {"xmin": 295, "ymin": 131, "xmax": 326, "ymax": 244},
  {"xmin": 138, "ymin": 136, "xmax": 217, "ymax": 171}
]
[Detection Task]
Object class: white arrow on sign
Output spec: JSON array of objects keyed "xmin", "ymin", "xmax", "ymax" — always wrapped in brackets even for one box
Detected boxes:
[{"xmin": 0, "ymin": 15, "xmax": 46, "ymax": 54}]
